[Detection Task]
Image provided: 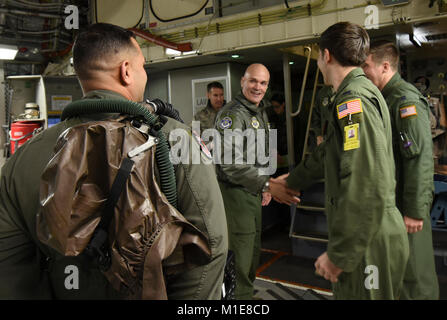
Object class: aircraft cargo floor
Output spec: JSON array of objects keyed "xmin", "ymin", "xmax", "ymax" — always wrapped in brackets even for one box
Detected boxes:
[{"xmin": 254, "ymin": 225, "xmax": 447, "ymax": 300}]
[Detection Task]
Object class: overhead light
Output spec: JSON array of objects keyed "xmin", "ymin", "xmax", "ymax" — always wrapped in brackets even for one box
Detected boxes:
[
  {"xmin": 182, "ymin": 50, "xmax": 197, "ymax": 56},
  {"xmin": 409, "ymin": 33, "xmax": 423, "ymax": 47},
  {"xmin": 170, "ymin": 50, "xmax": 198, "ymax": 60},
  {"xmin": 231, "ymin": 54, "xmax": 240, "ymax": 59},
  {"xmin": 166, "ymin": 48, "xmax": 181, "ymax": 56},
  {"xmin": 289, "ymin": 61, "xmax": 295, "ymax": 65},
  {"xmin": 0, "ymin": 44, "xmax": 18, "ymax": 60}
]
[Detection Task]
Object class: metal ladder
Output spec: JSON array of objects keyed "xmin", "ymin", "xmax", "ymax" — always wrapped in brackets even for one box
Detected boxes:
[{"xmin": 282, "ymin": 46, "xmax": 328, "ymax": 250}]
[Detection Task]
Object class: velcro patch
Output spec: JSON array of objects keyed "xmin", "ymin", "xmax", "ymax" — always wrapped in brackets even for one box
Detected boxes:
[
  {"xmin": 400, "ymin": 105, "xmax": 417, "ymax": 118},
  {"xmin": 251, "ymin": 117, "xmax": 260, "ymax": 129},
  {"xmin": 337, "ymin": 99, "xmax": 362, "ymax": 119},
  {"xmin": 219, "ymin": 116, "xmax": 233, "ymax": 129}
]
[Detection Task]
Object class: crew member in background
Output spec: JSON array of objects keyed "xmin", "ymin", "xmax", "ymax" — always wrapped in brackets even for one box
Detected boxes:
[
  {"xmin": 362, "ymin": 40, "xmax": 439, "ymax": 300},
  {"xmin": 194, "ymin": 81, "xmax": 226, "ymax": 132}
]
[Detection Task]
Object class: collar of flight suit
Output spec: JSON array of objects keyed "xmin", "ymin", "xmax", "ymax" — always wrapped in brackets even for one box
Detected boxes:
[
  {"xmin": 82, "ymin": 89, "xmax": 129, "ymax": 101},
  {"xmin": 234, "ymin": 91, "xmax": 265, "ymax": 114},
  {"xmin": 335, "ymin": 67, "xmax": 366, "ymax": 96},
  {"xmin": 381, "ymin": 72, "xmax": 402, "ymax": 98},
  {"xmin": 80, "ymin": 90, "xmax": 132, "ymax": 121},
  {"xmin": 205, "ymin": 100, "xmax": 218, "ymax": 114}
]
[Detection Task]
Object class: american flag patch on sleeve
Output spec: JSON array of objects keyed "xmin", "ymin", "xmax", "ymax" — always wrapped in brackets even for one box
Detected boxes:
[
  {"xmin": 399, "ymin": 105, "xmax": 417, "ymax": 118},
  {"xmin": 337, "ymin": 99, "xmax": 362, "ymax": 119}
]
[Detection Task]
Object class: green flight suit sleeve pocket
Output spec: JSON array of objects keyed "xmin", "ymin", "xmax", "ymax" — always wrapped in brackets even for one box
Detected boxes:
[
  {"xmin": 339, "ymin": 150, "xmax": 354, "ymax": 178},
  {"xmin": 397, "ymin": 129, "xmax": 420, "ymax": 159},
  {"xmin": 396, "ymin": 103, "xmax": 424, "ymax": 159}
]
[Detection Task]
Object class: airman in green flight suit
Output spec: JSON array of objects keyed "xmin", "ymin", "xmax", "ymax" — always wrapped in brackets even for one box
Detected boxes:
[
  {"xmin": 215, "ymin": 64, "xmax": 271, "ymax": 300},
  {"xmin": 363, "ymin": 40, "xmax": 439, "ymax": 300},
  {"xmin": 268, "ymin": 22, "xmax": 409, "ymax": 300},
  {"xmin": 215, "ymin": 63, "xmax": 300, "ymax": 299},
  {"xmin": 0, "ymin": 23, "xmax": 228, "ymax": 300}
]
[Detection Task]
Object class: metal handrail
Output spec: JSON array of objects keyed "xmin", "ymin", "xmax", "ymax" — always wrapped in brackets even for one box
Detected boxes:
[
  {"xmin": 291, "ymin": 46, "xmax": 312, "ymax": 118},
  {"xmin": 301, "ymin": 67, "xmax": 320, "ymax": 161}
]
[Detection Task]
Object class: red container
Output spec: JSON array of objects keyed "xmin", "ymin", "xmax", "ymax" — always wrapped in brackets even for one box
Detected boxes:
[{"xmin": 10, "ymin": 121, "xmax": 42, "ymax": 154}]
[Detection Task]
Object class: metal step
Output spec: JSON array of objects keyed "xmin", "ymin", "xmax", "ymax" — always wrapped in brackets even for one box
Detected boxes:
[
  {"xmin": 302, "ymin": 289, "xmax": 329, "ymax": 300},
  {"xmin": 290, "ymin": 232, "xmax": 328, "ymax": 243},
  {"xmin": 296, "ymin": 204, "xmax": 325, "ymax": 212}
]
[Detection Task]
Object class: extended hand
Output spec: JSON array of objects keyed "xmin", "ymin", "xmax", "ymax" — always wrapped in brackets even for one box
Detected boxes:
[
  {"xmin": 404, "ymin": 216, "xmax": 423, "ymax": 234},
  {"xmin": 314, "ymin": 252, "xmax": 343, "ymax": 283},
  {"xmin": 268, "ymin": 174, "xmax": 301, "ymax": 206},
  {"xmin": 317, "ymin": 135, "xmax": 324, "ymax": 146},
  {"xmin": 262, "ymin": 192, "xmax": 272, "ymax": 206}
]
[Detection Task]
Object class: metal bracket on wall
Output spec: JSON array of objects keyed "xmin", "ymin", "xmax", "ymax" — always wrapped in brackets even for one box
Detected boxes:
[{"xmin": 129, "ymin": 28, "xmax": 193, "ymax": 52}]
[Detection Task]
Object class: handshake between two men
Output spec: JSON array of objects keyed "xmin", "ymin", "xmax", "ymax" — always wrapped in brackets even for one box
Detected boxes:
[{"xmin": 261, "ymin": 173, "xmax": 301, "ymax": 207}]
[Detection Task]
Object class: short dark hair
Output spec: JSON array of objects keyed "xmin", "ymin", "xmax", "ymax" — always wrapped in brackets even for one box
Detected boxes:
[
  {"xmin": 369, "ymin": 40, "xmax": 399, "ymax": 71},
  {"xmin": 73, "ymin": 23, "xmax": 136, "ymax": 80},
  {"xmin": 207, "ymin": 81, "xmax": 224, "ymax": 92},
  {"xmin": 270, "ymin": 93, "xmax": 285, "ymax": 104},
  {"xmin": 319, "ymin": 22, "xmax": 370, "ymax": 67}
]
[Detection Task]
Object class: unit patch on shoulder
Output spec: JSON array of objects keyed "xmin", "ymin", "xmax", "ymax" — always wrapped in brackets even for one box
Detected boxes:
[
  {"xmin": 399, "ymin": 105, "xmax": 417, "ymax": 118},
  {"xmin": 219, "ymin": 116, "xmax": 233, "ymax": 129},
  {"xmin": 337, "ymin": 99, "xmax": 362, "ymax": 119},
  {"xmin": 251, "ymin": 117, "xmax": 260, "ymax": 129}
]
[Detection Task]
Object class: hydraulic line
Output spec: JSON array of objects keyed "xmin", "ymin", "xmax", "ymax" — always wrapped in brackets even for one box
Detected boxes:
[{"xmin": 61, "ymin": 99, "xmax": 178, "ymax": 209}]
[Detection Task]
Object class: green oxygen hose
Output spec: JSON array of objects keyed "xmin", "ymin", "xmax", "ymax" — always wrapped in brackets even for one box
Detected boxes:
[{"xmin": 61, "ymin": 99, "xmax": 178, "ymax": 209}]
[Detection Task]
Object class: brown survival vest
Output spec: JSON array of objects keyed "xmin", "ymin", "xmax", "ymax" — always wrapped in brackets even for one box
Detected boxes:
[{"xmin": 36, "ymin": 117, "xmax": 211, "ymax": 299}]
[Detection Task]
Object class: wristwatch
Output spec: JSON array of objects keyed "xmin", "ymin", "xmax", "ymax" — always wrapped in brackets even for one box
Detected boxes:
[{"xmin": 262, "ymin": 180, "xmax": 270, "ymax": 193}]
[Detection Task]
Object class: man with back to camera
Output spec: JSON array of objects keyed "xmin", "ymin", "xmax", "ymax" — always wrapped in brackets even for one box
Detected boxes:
[
  {"xmin": 0, "ymin": 23, "xmax": 228, "ymax": 299},
  {"xmin": 268, "ymin": 22, "xmax": 409, "ymax": 299},
  {"xmin": 362, "ymin": 40, "xmax": 439, "ymax": 300},
  {"xmin": 214, "ymin": 63, "xmax": 300, "ymax": 299}
]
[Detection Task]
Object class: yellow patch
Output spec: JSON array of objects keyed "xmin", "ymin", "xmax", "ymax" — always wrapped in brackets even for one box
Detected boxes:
[
  {"xmin": 399, "ymin": 105, "xmax": 417, "ymax": 118},
  {"xmin": 344, "ymin": 123, "xmax": 360, "ymax": 151}
]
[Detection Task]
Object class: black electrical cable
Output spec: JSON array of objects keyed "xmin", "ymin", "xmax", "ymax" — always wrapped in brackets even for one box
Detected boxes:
[
  {"xmin": 149, "ymin": 0, "xmax": 209, "ymax": 23},
  {"xmin": 94, "ymin": 0, "xmax": 144, "ymax": 28}
]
